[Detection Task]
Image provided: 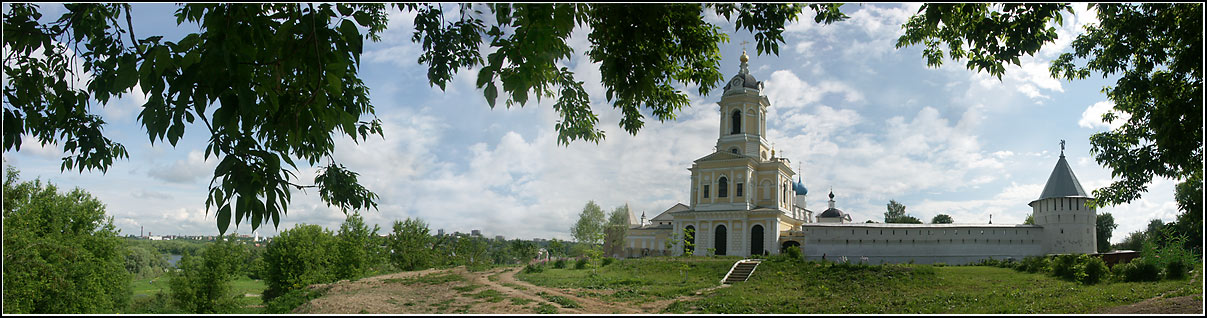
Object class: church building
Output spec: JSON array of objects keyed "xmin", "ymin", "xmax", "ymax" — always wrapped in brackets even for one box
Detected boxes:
[{"xmin": 622, "ymin": 52, "xmax": 1098, "ymax": 264}]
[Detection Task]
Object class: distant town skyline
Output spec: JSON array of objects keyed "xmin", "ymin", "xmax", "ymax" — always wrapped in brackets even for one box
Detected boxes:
[{"xmin": 4, "ymin": 3, "xmax": 1182, "ymax": 244}]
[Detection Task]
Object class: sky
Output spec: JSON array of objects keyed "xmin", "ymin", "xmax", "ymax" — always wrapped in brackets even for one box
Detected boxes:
[{"xmin": 3, "ymin": 3, "xmax": 1187, "ymax": 244}]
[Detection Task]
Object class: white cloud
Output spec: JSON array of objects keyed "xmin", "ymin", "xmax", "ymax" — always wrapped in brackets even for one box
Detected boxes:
[
  {"xmin": 1078, "ymin": 101, "xmax": 1129, "ymax": 130},
  {"xmin": 17, "ymin": 135, "xmax": 62, "ymax": 159},
  {"xmin": 145, "ymin": 149, "xmax": 217, "ymax": 184}
]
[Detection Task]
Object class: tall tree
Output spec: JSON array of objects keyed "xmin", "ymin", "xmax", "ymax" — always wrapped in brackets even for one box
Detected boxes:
[
  {"xmin": 896, "ymin": 3, "xmax": 1202, "ymax": 249},
  {"xmin": 1095, "ymin": 213, "xmax": 1118, "ymax": 253},
  {"xmin": 570, "ymin": 200, "xmax": 606, "ymax": 245},
  {"xmin": 603, "ymin": 204, "xmax": 631, "ymax": 257},
  {"xmin": 884, "ymin": 200, "xmax": 906, "ymax": 222},
  {"xmin": 3, "ymin": 3, "xmax": 847, "ymax": 234},
  {"xmin": 386, "ymin": 217, "xmax": 432, "ymax": 271},
  {"xmin": 3, "ymin": 166, "xmax": 132, "ymax": 314},
  {"xmin": 262, "ymin": 223, "xmax": 338, "ymax": 302},
  {"xmin": 931, "ymin": 214, "xmax": 954, "ymax": 224},
  {"xmin": 883, "ymin": 200, "xmax": 920, "ymax": 223},
  {"xmin": 169, "ymin": 234, "xmax": 248, "ymax": 314},
  {"xmin": 334, "ymin": 212, "xmax": 382, "ymax": 280}
]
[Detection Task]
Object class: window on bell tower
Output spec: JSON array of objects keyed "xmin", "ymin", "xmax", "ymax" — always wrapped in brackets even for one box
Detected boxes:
[
  {"xmin": 718, "ymin": 177, "xmax": 728, "ymax": 198},
  {"xmin": 731, "ymin": 110, "xmax": 742, "ymax": 134}
]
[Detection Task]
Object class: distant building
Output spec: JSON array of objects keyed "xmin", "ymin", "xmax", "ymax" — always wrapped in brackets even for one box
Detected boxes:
[
  {"xmin": 438, "ymin": 229, "xmax": 445, "ymax": 236},
  {"xmin": 471, "ymin": 229, "xmax": 482, "ymax": 237},
  {"xmin": 496, "ymin": 235, "xmax": 505, "ymax": 241}
]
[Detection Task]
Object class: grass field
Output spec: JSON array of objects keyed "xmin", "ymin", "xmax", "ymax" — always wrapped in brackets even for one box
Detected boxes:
[
  {"xmin": 128, "ymin": 274, "xmax": 266, "ymax": 314},
  {"xmin": 516, "ymin": 257, "xmax": 1202, "ymax": 314},
  {"xmin": 516, "ymin": 256, "xmax": 740, "ymax": 305}
]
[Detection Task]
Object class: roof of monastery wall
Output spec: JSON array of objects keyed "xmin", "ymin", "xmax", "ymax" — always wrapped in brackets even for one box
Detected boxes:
[{"xmin": 804, "ymin": 223, "xmax": 1043, "ymax": 229}]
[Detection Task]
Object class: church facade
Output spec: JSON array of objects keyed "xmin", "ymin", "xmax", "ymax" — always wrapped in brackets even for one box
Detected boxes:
[{"xmin": 622, "ymin": 53, "xmax": 1098, "ymax": 264}]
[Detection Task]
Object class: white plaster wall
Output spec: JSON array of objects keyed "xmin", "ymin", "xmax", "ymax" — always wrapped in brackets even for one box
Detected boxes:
[{"xmin": 800, "ymin": 225, "xmax": 1046, "ymax": 264}]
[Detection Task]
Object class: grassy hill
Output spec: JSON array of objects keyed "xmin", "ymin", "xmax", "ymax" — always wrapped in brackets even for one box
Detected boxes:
[{"xmin": 516, "ymin": 256, "xmax": 1202, "ymax": 314}]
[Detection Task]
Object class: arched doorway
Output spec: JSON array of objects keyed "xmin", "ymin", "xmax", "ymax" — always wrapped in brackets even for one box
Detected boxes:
[
  {"xmin": 781, "ymin": 241, "xmax": 800, "ymax": 253},
  {"xmin": 714, "ymin": 224, "xmax": 727, "ymax": 255},
  {"xmin": 683, "ymin": 225, "xmax": 695, "ymax": 255},
  {"xmin": 750, "ymin": 224, "xmax": 764, "ymax": 255}
]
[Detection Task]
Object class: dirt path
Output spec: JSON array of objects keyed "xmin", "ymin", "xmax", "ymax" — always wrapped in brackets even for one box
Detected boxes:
[
  {"xmin": 293, "ymin": 265, "xmax": 725, "ymax": 314},
  {"xmin": 485, "ymin": 266, "xmax": 644, "ymax": 314},
  {"xmin": 1092, "ymin": 294, "xmax": 1203, "ymax": 314}
]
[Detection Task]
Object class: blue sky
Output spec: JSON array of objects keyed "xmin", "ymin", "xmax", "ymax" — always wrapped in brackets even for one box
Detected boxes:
[{"xmin": 3, "ymin": 3, "xmax": 1184, "ymax": 243}]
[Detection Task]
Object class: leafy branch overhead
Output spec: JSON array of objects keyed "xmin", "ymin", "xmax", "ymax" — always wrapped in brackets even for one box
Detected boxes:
[
  {"xmin": 3, "ymin": 3, "xmax": 846, "ymax": 234},
  {"xmin": 4, "ymin": 3, "xmax": 389, "ymax": 234},
  {"xmin": 411, "ymin": 3, "xmax": 848, "ymax": 145}
]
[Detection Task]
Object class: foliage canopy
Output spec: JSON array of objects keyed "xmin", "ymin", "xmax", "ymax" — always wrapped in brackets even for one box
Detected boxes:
[{"xmin": 2, "ymin": 166, "xmax": 131, "ymax": 314}]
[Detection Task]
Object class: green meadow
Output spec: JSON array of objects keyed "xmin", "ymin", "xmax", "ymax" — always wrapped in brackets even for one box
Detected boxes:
[{"xmin": 517, "ymin": 257, "xmax": 1202, "ymax": 314}]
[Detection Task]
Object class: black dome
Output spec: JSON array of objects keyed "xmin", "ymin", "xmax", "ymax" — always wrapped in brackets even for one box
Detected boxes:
[{"xmin": 818, "ymin": 208, "xmax": 844, "ymax": 218}]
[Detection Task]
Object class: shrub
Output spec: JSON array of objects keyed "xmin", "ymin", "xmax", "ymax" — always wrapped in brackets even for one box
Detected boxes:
[
  {"xmin": 1017, "ymin": 255, "xmax": 1048, "ymax": 274},
  {"xmin": 783, "ymin": 246, "xmax": 802, "ymax": 261},
  {"xmin": 264, "ymin": 287, "xmax": 327, "ymax": 314},
  {"xmin": 523, "ymin": 263, "xmax": 544, "ymax": 274},
  {"xmin": 1076, "ymin": 255, "xmax": 1109, "ymax": 285},
  {"xmin": 263, "ymin": 224, "xmax": 339, "ymax": 302},
  {"xmin": 168, "ymin": 236, "xmax": 248, "ymax": 313},
  {"xmin": 553, "ymin": 259, "xmax": 567, "ymax": 269},
  {"xmin": 601, "ymin": 257, "xmax": 615, "ymax": 267},
  {"xmin": 1165, "ymin": 257, "xmax": 1188, "ymax": 280},
  {"xmin": 1050, "ymin": 254, "xmax": 1079, "ymax": 281},
  {"xmin": 1120, "ymin": 259, "xmax": 1162, "ymax": 282},
  {"xmin": 574, "ymin": 258, "xmax": 589, "ymax": 270}
]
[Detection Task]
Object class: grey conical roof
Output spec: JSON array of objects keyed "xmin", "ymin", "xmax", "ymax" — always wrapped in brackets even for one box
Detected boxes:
[{"xmin": 1037, "ymin": 154, "xmax": 1089, "ymax": 200}]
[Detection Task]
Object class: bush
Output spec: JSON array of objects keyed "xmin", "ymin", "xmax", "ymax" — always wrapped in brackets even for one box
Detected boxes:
[
  {"xmin": 1050, "ymin": 254, "xmax": 1079, "ymax": 281},
  {"xmin": 601, "ymin": 257, "xmax": 615, "ymax": 267},
  {"xmin": 1017, "ymin": 256, "xmax": 1048, "ymax": 274},
  {"xmin": 168, "ymin": 236, "xmax": 248, "ymax": 313},
  {"xmin": 1119, "ymin": 259, "xmax": 1162, "ymax": 282},
  {"xmin": 1165, "ymin": 257, "xmax": 1188, "ymax": 280},
  {"xmin": 1076, "ymin": 255, "xmax": 1109, "ymax": 285},
  {"xmin": 127, "ymin": 291, "xmax": 183, "ymax": 314},
  {"xmin": 574, "ymin": 258, "xmax": 589, "ymax": 270},
  {"xmin": 553, "ymin": 259, "xmax": 567, "ymax": 269},
  {"xmin": 262, "ymin": 224, "xmax": 339, "ymax": 302},
  {"xmin": 264, "ymin": 287, "xmax": 327, "ymax": 314},
  {"xmin": 523, "ymin": 263, "xmax": 544, "ymax": 274},
  {"xmin": 783, "ymin": 246, "xmax": 802, "ymax": 261}
]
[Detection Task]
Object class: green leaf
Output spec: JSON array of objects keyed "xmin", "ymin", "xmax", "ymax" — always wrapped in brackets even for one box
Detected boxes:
[
  {"xmin": 484, "ymin": 82, "xmax": 498, "ymax": 108},
  {"xmin": 217, "ymin": 204, "xmax": 231, "ymax": 235}
]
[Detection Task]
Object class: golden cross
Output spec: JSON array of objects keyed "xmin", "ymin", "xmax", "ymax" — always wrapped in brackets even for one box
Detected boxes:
[{"xmin": 740, "ymin": 40, "xmax": 750, "ymax": 52}]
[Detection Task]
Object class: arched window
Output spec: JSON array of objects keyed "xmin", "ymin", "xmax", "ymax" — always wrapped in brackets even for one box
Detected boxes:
[
  {"xmin": 731, "ymin": 110, "xmax": 742, "ymax": 134},
  {"xmin": 718, "ymin": 177, "xmax": 728, "ymax": 197}
]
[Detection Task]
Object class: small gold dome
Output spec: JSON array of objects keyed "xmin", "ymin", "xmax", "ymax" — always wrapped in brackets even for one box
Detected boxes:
[{"xmin": 740, "ymin": 50, "xmax": 749, "ymax": 63}]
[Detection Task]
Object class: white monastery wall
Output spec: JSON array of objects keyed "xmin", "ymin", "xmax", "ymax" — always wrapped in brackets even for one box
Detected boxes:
[{"xmin": 799, "ymin": 224, "xmax": 1045, "ymax": 264}]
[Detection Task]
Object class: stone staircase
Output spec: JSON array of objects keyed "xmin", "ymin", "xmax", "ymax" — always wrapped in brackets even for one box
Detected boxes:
[{"xmin": 721, "ymin": 259, "xmax": 761, "ymax": 284}]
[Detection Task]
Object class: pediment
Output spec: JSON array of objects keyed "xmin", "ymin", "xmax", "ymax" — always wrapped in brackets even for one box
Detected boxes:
[{"xmin": 694, "ymin": 151, "xmax": 746, "ymax": 162}]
